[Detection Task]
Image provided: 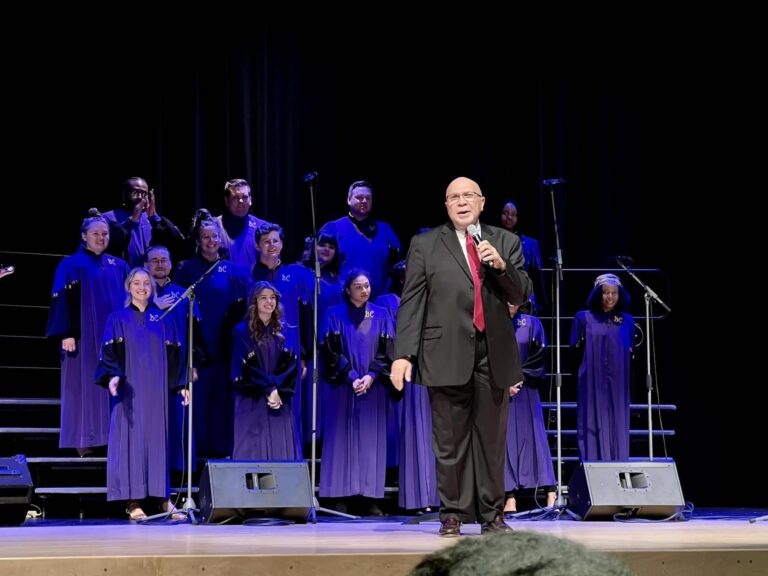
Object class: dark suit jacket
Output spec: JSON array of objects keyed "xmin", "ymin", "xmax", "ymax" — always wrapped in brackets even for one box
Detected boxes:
[{"xmin": 394, "ymin": 222, "xmax": 531, "ymax": 389}]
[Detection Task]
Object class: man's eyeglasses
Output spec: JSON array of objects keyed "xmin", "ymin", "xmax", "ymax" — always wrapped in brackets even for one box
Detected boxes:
[{"xmin": 446, "ymin": 192, "xmax": 483, "ymax": 205}]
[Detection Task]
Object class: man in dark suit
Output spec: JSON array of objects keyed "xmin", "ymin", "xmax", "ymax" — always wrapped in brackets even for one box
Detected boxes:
[{"xmin": 391, "ymin": 176, "xmax": 531, "ymax": 537}]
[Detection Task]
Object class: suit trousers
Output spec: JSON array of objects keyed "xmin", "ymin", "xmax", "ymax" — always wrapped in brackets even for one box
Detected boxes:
[{"xmin": 428, "ymin": 331, "xmax": 509, "ymax": 523}]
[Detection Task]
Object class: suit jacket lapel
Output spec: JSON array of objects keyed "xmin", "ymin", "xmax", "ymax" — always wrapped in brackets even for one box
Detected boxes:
[{"xmin": 440, "ymin": 224, "xmax": 472, "ymax": 281}]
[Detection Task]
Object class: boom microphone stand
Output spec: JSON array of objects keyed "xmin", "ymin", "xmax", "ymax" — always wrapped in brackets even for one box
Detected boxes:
[
  {"xmin": 304, "ymin": 171, "xmax": 358, "ymax": 520},
  {"xmin": 543, "ymin": 178, "xmax": 567, "ymax": 511},
  {"xmin": 614, "ymin": 257, "xmax": 671, "ymax": 461},
  {"xmin": 143, "ymin": 257, "xmax": 219, "ymax": 524}
]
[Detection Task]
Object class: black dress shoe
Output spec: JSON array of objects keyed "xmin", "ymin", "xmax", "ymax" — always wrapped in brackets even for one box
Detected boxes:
[
  {"xmin": 439, "ymin": 516, "xmax": 461, "ymax": 537},
  {"xmin": 480, "ymin": 514, "xmax": 513, "ymax": 535}
]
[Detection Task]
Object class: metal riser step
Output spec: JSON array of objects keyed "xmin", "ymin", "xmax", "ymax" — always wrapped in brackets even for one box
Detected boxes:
[
  {"xmin": 35, "ymin": 487, "xmax": 199, "ymax": 495},
  {"xmin": 541, "ymin": 402, "xmax": 677, "ymax": 410},
  {"xmin": 547, "ymin": 430, "xmax": 675, "ymax": 436}
]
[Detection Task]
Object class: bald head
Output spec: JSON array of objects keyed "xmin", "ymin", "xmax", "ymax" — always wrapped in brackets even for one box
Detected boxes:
[
  {"xmin": 445, "ymin": 176, "xmax": 485, "ymax": 231},
  {"xmin": 446, "ymin": 177, "xmax": 482, "ymax": 196}
]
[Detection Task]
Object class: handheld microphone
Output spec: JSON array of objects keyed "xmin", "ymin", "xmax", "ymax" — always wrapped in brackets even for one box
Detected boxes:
[
  {"xmin": 303, "ymin": 171, "xmax": 318, "ymax": 184},
  {"xmin": 466, "ymin": 224, "xmax": 493, "ymax": 269},
  {"xmin": 542, "ymin": 178, "xmax": 566, "ymax": 186},
  {"xmin": 466, "ymin": 224, "xmax": 482, "ymax": 246},
  {"xmin": 608, "ymin": 255, "xmax": 634, "ymax": 264}
]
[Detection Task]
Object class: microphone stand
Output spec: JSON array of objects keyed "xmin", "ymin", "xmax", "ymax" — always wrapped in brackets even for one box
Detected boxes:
[
  {"xmin": 546, "ymin": 181, "xmax": 567, "ymax": 512},
  {"xmin": 614, "ymin": 259, "xmax": 671, "ymax": 461},
  {"xmin": 305, "ymin": 173, "xmax": 359, "ymax": 520},
  {"xmin": 142, "ymin": 257, "xmax": 219, "ymax": 524}
]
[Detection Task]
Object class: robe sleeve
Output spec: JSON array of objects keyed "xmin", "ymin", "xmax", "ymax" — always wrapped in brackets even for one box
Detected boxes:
[
  {"xmin": 238, "ymin": 358, "xmax": 277, "ymax": 396},
  {"xmin": 191, "ymin": 315, "xmax": 211, "ymax": 367},
  {"xmin": 322, "ymin": 310, "xmax": 352, "ymax": 384},
  {"xmin": 521, "ymin": 317, "xmax": 547, "ymax": 387},
  {"xmin": 569, "ymin": 311, "xmax": 586, "ymax": 377},
  {"xmin": 95, "ymin": 312, "xmax": 126, "ymax": 388},
  {"xmin": 166, "ymin": 316, "xmax": 186, "ymax": 392},
  {"xmin": 46, "ymin": 259, "xmax": 81, "ymax": 339},
  {"xmin": 106, "ymin": 219, "xmax": 131, "ymax": 261},
  {"xmin": 368, "ymin": 331, "xmax": 394, "ymax": 381},
  {"xmin": 272, "ymin": 348, "xmax": 299, "ymax": 395},
  {"xmin": 230, "ymin": 325, "xmax": 264, "ymax": 396}
]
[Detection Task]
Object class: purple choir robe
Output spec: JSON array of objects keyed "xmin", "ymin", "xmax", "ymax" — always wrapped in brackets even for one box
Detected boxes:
[
  {"xmin": 505, "ymin": 312, "xmax": 556, "ymax": 492},
  {"xmin": 96, "ymin": 305, "xmax": 185, "ymax": 501},
  {"xmin": 153, "ymin": 281, "xmax": 203, "ymax": 472},
  {"xmin": 570, "ymin": 310, "xmax": 635, "ymax": 461},
  {"xmin": 102, "ymin": 209, "xmax": 183, "ymax": 268},
  {"xmin": 374, "ymin": 294, "xmax": 403, "ymax": 469},
  {"xmin": 251, "ymin": 262, "xmax": 313, "ymax": 448},
  {"xmin": 215, "ymin": 213, "xmax": 267, "ymax": 270},
  {"xmin": 173, "ymin": 255, "xmax": 249, "ymax": 457},
  {"xmin": 46, "ymin": 246, "xmax": 128, "ymax": 449},
  {"xmin": 376, "ymin": 293, "xmax": 438, "ymax": 510},
  {"xmin": 319, "ymin": 217, "xmax": 400, "ymax": 298},
  {"xmin": 320, "ymin": 302, "xmax": 394, "ymax": 498},
  {"xmin": 230, "ymin": 322, "xmax": 300, "ymax": 460}
]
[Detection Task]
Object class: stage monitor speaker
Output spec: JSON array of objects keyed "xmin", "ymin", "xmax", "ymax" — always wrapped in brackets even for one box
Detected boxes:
[
  {"xmin": 198, "ymin": 460, "xmax": 313, "ymax": 524},
  {"xmin": 567, "ymin": 460, "xmax": 684, "ymax": 520},
  {"xmin": 0, "ymin": 454, "xmax": 33, "ymax": 526}
]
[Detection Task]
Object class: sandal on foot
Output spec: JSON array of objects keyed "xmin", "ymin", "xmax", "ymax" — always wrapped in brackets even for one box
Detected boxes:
[{"xmin": 127, "ymin": 506, "xmax": 147, "ymax": 521}]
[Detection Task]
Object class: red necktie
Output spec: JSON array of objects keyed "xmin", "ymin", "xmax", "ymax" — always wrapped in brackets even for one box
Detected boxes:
[{"xmin": 465, "ymin": 232, "xmax": 485, "ymax": 332}]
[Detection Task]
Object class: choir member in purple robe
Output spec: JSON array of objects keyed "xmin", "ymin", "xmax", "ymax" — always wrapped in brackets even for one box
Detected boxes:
[
  {"xmin": 173, "ymin": 215, "xmax": 250, "ymax": 458},
  {"xmin": 570, "ymin": 273, "xmax": 635, "ymax": 461},
  {"xmin": 500, "ymin": 200, "xmax": 545, "ymax": 315},
  {"xmin": 251, "ymin": 222, "xmax": 312, "ymax": 453},
  {"xmin": 46, "ymin": 210, "xmax": 128, "ymax": 455},
  {"xmin": 102, "ymin": 177, "xmax": 185, "ymax": 267},
  {"xmin": 146, "ymin": 245, "xmax": 203, "ymax": 473},
  {"xmin": 230, "ymin": 281, "xmax": 300, "ymax": 460},
  {"xmin": 376, "ymin": 260, "xmax": 439, "ymax": 512},
  {"xmin": 320, "ymin": 269, "xmax": 394, "ymax": 515},
  {"xmin": 302, "ymin": 231, "xmax": 345, "ymax": 448},
  {"xmin": 302, "ymin": 232, "xmax": 344, "ymax": 339},
  {"xmin": 214, "ymin": 179, "xmax": 267, "ymax": 269},
  {"xmin": 318, "ymin": 180, "xmax": 401, "ymax": 299},
  {"xmin": 96, "ymin": 267, "xmax": 189, "ymax": 521},
  {"xmin": 504, "ymin": 303, "xmax": 556, "ymax": 512}
]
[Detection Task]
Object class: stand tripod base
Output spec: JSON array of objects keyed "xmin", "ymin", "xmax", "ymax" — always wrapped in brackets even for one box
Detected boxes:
[
  {"xmin": 183, "ymin": 496, "xmax": 199, "ymax": 524},
  {"xmin": 137, "ymin": 497, "xmax": 197, "ymax": 523},
  {"xmin": 313, "ymin": 497, "xmax": 360, "ymax": 521}
]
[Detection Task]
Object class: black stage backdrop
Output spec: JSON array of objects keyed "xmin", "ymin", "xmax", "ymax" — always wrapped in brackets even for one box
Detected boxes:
[{"xmin": 0, "ymin": 28, "xmax": 749, "ymax": 508}]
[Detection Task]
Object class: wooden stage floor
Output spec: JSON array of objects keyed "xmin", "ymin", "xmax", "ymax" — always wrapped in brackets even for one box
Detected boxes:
[{"xmin": 0, "ymin": 509, "xmax": 766, "ymax": 576}]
